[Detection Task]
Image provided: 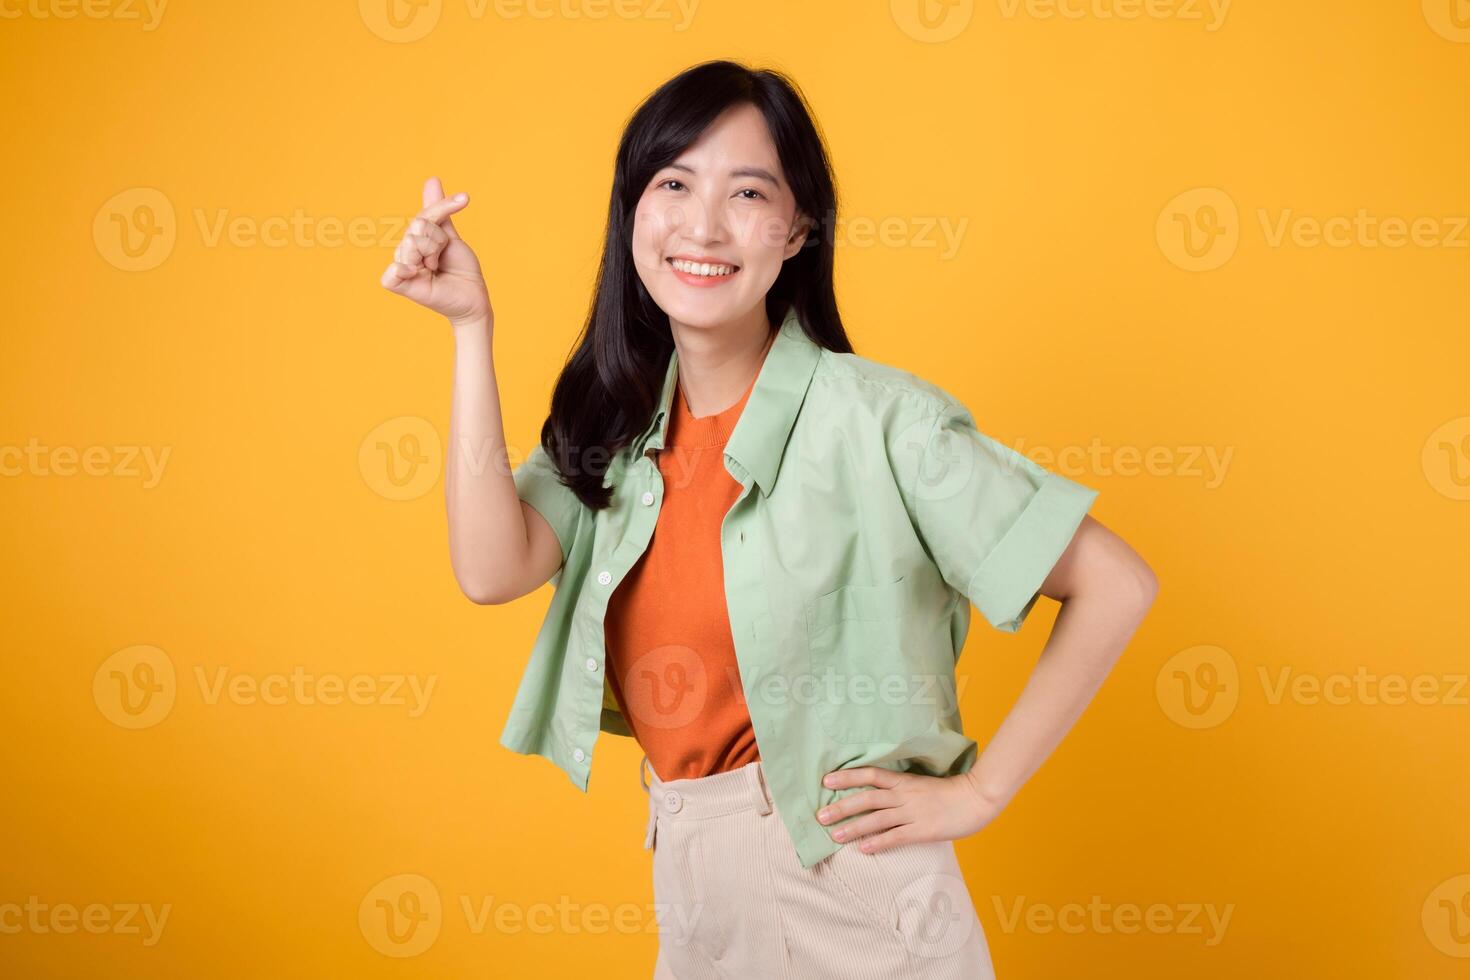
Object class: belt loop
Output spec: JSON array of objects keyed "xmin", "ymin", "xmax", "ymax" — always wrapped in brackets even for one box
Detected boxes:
[
  {"xmin": 643, "ymin": 786, "xmax": 658, "ymax": 849},
  {"xmin": 641, "ymin": 753, "xmax": 658, "ymax": 849},
  {"xmin": 749, "ymin": 761, "xmax": 773, "ymax": 816}
]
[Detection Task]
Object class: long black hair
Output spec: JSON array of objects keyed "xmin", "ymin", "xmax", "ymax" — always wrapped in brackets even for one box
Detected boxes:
[{"xmin": 540, "ymin": 58, "xmax": 851, "ymax": 511}]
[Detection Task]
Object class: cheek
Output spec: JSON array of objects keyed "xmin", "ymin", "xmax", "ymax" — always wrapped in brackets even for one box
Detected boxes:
[
  {"xmin": 734, "ymin": 210, "xmax": 795, "ymax": 261},
  {"xmin": 737, "ymin": 220, "xmax": 791, "ymax": 279},
  {"xmin": 630, "ymin": 207, "xmax": 668, "ymax": 268}
]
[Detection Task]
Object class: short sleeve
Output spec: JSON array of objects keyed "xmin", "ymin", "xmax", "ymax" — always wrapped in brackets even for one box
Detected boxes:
[
  {"xmin": 512, "ymin": 442, "xmax": 585, "ymax": 564},
  {"xmin": 901, "ymin": 400, "xmax": 1099, "ymax": 632}
]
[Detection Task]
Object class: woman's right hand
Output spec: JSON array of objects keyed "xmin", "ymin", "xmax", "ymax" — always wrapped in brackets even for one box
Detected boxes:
[{"xmin": 380, "ymin": 176, "xmax": 492, "ymax": 328}]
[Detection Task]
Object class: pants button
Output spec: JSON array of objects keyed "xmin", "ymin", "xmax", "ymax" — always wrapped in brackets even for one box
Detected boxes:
[{"xmin": 663, "ymin": 789, "xmax": 682, "ymax": 813}]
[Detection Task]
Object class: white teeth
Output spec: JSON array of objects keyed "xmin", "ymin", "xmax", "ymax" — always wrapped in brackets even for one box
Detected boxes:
[{"xmin": 671, "ymin": 259, "xmax": 736, "ymax": 277}]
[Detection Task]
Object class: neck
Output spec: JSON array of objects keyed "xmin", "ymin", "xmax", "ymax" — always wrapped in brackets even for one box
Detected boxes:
[{"xmin": 668, "ymin": 305, "xmax": 775, "ymax": 418}]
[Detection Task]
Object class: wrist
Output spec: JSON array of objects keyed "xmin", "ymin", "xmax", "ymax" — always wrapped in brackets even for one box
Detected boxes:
[
  {"xmin": 449, "ymin": 314, "xmax": 493, "ymax": 337},
  {"xmin": 962, "ymin": 768, "xmax": 1011, "ymax": 817}
]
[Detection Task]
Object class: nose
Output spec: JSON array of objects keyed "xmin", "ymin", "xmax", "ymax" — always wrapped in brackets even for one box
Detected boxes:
[{"xmin": 667, "ymin": 187, "xmax": 729, "ymax": 247}]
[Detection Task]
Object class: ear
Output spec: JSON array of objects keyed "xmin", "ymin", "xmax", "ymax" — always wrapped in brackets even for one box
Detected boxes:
[{"xmin": 782, "ymin": 210, "xmax": 813, "ymax": 261}]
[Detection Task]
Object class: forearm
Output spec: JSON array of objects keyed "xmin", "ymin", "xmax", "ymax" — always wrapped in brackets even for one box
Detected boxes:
[
  {"xmin": 964, "ymin": 579, "xmax": 1156, "ymax": 811},
  {"xmin": 444, "ymin": 317, "xmax": 530, "ymax": 599}
]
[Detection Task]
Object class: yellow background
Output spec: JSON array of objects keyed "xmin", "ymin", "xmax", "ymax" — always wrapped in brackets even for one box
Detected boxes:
[{"xmin": 3, "ymin": 0, "xmax": 1468, "ymax": 976}]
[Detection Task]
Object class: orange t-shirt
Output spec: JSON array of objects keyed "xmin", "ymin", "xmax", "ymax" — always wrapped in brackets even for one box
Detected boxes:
[{"xmin": 603, "ymin": 344, "xmax": 771, "ymax": 782}]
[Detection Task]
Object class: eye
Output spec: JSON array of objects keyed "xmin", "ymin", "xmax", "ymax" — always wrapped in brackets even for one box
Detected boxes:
[
  {"xmin": 736, "ymin": 188, "xmax": 766, "ymax": 201},
  {"xmin": 657, "ymin": 178, "xmax": 686, "ymax": 192}
]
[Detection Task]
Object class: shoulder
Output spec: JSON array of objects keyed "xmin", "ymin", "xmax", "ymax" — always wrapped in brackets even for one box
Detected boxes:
[
  {"xmin": 798, "ymin": 349, "xmax": 979, "ymax": 486},
  {"xmin": 796, "ymin": 348, "xmax": 987, "ymax": 507},
  {"xmin": 807, "ymin": 347, "xmax": 965, "ymax": 426}
]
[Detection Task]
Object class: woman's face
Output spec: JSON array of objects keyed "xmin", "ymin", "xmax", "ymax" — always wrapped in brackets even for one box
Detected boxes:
[{"xmin": 631, "ymin": 103, "xmax": 810, "ymax": 330}]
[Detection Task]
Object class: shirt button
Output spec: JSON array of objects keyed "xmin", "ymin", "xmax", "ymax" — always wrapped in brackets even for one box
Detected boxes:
[
  {"xmin": 663, "ymin": 789, "xmax": 683, "ymax": 813},
  {"xmin": 597, "ymin": 570, "xmax": 612, "ymax": 586},
  {"xmin": 585, "ymin": 657, "xmax": 598, "ymax": 672},
  {"xmin": 573, "ymin": 748, "xmax": 585, "ymax": 763},
  {"xmin": 640, "ymin": 491, "xmax": 654, "ymax": 506}
]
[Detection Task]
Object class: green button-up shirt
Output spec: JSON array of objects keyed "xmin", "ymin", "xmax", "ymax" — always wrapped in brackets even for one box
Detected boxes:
[{"xmin": 502, "ymin": 304, "xmax": 1099, "ymax": 869}]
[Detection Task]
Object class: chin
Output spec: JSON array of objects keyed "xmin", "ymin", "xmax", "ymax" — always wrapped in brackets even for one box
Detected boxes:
[{"xmin": 653, "ymin": 293, "xmax": 742, "ymax": 330}]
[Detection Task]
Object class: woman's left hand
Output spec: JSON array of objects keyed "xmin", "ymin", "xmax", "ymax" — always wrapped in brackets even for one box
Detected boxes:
[{"xmin": 815, "ymin": 766, "xmax": 1002, "ymax": 854}]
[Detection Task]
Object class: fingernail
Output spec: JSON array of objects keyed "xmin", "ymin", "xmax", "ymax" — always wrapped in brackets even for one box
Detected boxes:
[
  {"xmin": 454, "ymin": 193, "xmax": 467, "ymax": 202},
  {"xmin": 823, "ymin": 775, "xmax": 835, "ymax": 786},
  {"xmin": 817, "ymin": 809, "xmax": 830, "ymax": 822}
]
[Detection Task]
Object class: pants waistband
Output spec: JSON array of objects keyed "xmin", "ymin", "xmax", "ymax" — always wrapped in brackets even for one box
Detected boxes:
[{"xmin": 640, "ymin": 753, "xmax": 773, "ymax": 849}]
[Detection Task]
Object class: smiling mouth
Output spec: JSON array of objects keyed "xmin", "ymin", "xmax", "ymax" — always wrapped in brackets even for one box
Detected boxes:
[{"xmin": 667, "ymin": 257, "xmax": 741, "ymax": 278}]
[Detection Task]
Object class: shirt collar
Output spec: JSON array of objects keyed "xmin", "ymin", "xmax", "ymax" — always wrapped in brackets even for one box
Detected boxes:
[{"xmin": 633, "ymin": 304, "xmax": 821, "ymax": 497}]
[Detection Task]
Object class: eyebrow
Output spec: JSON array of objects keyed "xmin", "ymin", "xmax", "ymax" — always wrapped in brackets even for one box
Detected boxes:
[{"xmin": 666, "ymin": 161, "xmax": 783, "ymax": 188}]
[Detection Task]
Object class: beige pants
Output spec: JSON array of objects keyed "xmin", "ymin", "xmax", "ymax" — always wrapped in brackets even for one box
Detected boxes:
[{"xmin": 641, "ymin": 753, "xmax": 996, "ymax": 979}]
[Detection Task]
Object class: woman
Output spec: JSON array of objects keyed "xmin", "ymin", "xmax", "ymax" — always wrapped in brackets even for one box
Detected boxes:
[{"xmin": 380, "ymin": 59, "xmax": 1157, "ymax": 980}]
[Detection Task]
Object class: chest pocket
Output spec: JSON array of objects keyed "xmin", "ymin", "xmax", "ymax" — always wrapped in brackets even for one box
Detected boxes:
[{"xmin": 804, "ymin": 575, "xmax": 935, "ymax": 745}]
